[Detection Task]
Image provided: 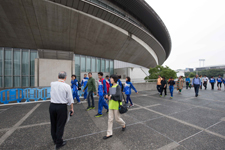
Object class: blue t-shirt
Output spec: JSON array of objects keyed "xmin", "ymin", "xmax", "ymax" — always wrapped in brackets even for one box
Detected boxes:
[{"xmin": 217, "ymin": 77, "xmax": 222, "ymax": 83}]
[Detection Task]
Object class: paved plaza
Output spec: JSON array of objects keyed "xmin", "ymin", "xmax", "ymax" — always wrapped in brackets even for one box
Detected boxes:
[{"xmin": 0, "ymin": 87, "xmax": 225, "ymax": 150}]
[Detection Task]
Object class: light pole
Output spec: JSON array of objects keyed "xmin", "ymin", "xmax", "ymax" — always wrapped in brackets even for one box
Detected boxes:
[{"xmin": 199, "ymin": 59, "xmax": 205, "ymax": 67}]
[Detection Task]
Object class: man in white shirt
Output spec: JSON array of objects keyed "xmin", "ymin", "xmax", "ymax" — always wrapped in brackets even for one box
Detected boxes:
[
  {"xmin": 202, "ymin": 75, "xmax": 209, "ymax": 90},
  {"xmin": 49, "ymin": 71, "xmax": 74, "ymax": 149}
]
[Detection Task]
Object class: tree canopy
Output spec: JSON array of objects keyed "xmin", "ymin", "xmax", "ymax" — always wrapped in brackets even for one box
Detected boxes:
[
  {"xmin": 185, "ymin": 69, "xmax": 225, "ymax": 78},
  {"xmin": 145, "ymin": 65, "xmax": 177, "ymax": 80}
]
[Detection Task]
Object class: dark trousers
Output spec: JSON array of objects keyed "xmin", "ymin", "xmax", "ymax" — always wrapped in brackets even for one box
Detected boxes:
[
  {"xmin": 203, "ymin": 81, "xmax": 207, "ymax": 89},
  {"xmin": 186, "ymin": 82, "xmax": 189, "ymax": 89},
  {"xmin": 211, "ymin": 83, "xmax": 214, "ymax": 90},
  {"xmin": 160, "ymin": 87, "xmax": 167, "ymax": 96},
  {"xmin": 87, "ymin": 91, "xmax": 94, "ymax": 107},
  {"xmin": 49, "ymin": 103, "xmax": 67, "ymax": 146},
  {"xmin": 157, "ymin": 85, "xmax": 161, "ymax": 93},
  {"xmin": 126, "ymin": 95, "xmax": 133, "ymax": 105},
  {"xmin": 194, "ymin": 84, "xmax": 200, "ymax": 96}
]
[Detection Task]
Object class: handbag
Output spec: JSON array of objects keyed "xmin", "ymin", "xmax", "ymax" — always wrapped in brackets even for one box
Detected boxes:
[{"xmin": 118, "ymin": 93, "xmax": 128, "ymax": 114}]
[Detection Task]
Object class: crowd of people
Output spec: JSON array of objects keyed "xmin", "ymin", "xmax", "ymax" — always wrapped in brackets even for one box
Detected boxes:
[
  {"xmin": 157, "ymin": 74, "xmax": 225, "ymax": 98},
  {"xmin": 49, "ymin": 71, "xmax": 138, "ymax": 149}
]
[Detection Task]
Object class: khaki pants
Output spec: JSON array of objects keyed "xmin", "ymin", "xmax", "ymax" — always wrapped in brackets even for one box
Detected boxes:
[{"xmin": 107, "ymin": 109, "xmax": 125, "ymax": 135}]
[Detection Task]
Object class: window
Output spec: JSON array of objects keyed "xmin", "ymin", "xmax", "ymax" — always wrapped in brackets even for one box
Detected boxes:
[
  {"xmin": 81, "ymin": 56, "xmax": 86, "ymax": 72},
  {"xmin": 0, "ymin": 48, "xmax": 2, "ymax": 87},
  {"xmin": 101, "ymin": 59, "xmax": 105, "ymax": 72},
  {"xmin": 110, "ymin": 60, "xmax": 114, "ymax": 75},
  {"xmin": 91, "ymin": 58, "xmax": 96, "ymax": 72},
  {"xmin": 97, "ymin": 59, "xmax": 101, "ymax": 72},
  {"xmin": 4, "ymin": 48, "xmax": 12, "ymax": 87},
  {"xmin": 86, "ymin": 57, "xmax": 91, "ymax": 72},
  {"xmin": 106, "ymin": 60, "xmax": 109, "ymax": 72},
  {"xmin": 30, "ymin": 51, "xmax": 37, "ymax": 86},
  {"xmin": 75, "ymin": 55, "xmax": 80, "ymax": 75}
]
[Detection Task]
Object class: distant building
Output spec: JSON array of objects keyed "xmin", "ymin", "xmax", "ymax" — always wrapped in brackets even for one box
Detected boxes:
[
  {"xmin": 195, "ymin": 65, "xmax": 225, "ymax": 71},
  {"xmin": 176, "ymin": 69, "xmax": 185, "ymax": 77},
  {"xmin": 185, "ymin": 68, "xmax": 194, "ymax": 72}
]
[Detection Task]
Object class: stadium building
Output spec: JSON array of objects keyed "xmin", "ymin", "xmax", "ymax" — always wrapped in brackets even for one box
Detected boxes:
[{"xmin": 0, "ymin": 0, "xmax": 171, "ymax": 88}]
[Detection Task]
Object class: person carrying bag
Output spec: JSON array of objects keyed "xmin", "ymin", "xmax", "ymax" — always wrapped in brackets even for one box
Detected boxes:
[{"xmin": 104, "ymin": 74, "xmax": 126, "ymax": 140}]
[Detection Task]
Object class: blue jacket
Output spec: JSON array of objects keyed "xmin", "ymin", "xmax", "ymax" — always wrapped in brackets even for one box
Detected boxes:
[
  {"xmin": 107, "ymin": 79, "xmax": 112, "ymax": 87},
  {"xmin": 223, "ymin": 78, "xmax": 225, "ymax": 84},
  {"xmin": 98, "ymin": 79, "xmax": 107, "ymax": 96},
  {"xmin": 123, "ymin": 81, "xmax": 137, "ymax": 95},
  {"xmin": 81, "ymin": 77, "xmax": 89, "ymax": 87},
  {"xmin": 185, "ymin": 78, "xmax": 190, "ymax": 83},
  {"xmin": 210, "ymin": 78, "xmax": 215, "ymax": 83},
  {"xmin": 71, "ymin": 79, "xmax": 79, "ymax": 92},
  {"xmin": 117, "ymin": 79, "xmax": 123, "ymax": 89},
  {"xmin": 217, "ymin": 77, "xmax": 222, "ymax": 83}
]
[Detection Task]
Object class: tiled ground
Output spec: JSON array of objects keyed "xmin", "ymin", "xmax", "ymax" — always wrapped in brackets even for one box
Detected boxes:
[{"xmin": 0, "ymin": 87, "xmax": 225, "ymax": 150}]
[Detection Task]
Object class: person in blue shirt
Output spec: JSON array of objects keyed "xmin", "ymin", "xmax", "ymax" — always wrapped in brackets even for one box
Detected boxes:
[
  {"xmin": 123, "ymin": 77, "xmax": 138, "ymax": 107},
  {"xmin": 210, "ymin": 76, "xmax": 216, "ymax": 90},
  {"xmin": 223, "ymin": 77, "xmax": 225, "ymax": 90},
  {"xmin": 117, "ymin": 76, "xmax": 123, "ymax": 91},
  {"xmin": 81, "ymin": 74, "xmax": 89, "ymax": 100},
  {"xmin": 71, "ymin": 75, "xmax": 81, "ymax": 104},
  {"xmin": 192, "ymin": 75, "xmax": 201, "ymax": 97},
  {"xmin": 106, "ymin": 75, "xmax": 112, "ymax": 87},
  {"xmin": 185, "ymin": 76, "xmax": 190, "ymax": 89},
  {"xmin": 168, "ymin": 77, "xmax": 175, "ymax": 98},
  {"xmin": 95, "ymin": 72, "xmax": 109, "ymax": 117},
  {"xmin": 217, "ymin": 75, "xmax": 223, "ymax": 90}
]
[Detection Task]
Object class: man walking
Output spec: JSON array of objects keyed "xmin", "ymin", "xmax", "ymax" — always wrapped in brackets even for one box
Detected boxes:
[
  {"xmin": 83, "ymin": 72, "xmax": 96, "ymax": 111},
  {"xmin": 49, "ymin": 71, "xmax": 74, "ymax": 149},
  {"xmin": 157, "ymin": 75, "xmax": 162, "ymax": 94},
  {"xmin": 210, "ymin": 76, "xmax": 216, "ymax": 90},
  {"xmin": 95, "ymin": 72, "xmax": 109, "ymax": 117},
  {"xmin": 185, "ymin": 76, "xmax": 190, "ymax": 89},
  {"xmin": 192, "ymin": 75, "xmax": 201, "ymax": 97},
  {"xmin": 217, "ymin": 75, "xmax": 223, "ymax": 90},
  {"xmin": 81, "ymin": 74, "xmax": 89, "ymax": 100},
  {"xmin": 202, "ymin": 75, "xmax": 209, "ymax": 90}
]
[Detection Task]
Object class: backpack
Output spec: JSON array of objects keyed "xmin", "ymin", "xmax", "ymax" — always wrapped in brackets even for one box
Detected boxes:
[
  {"xmin": 78, "ymin": 82, "xmax": 82, "ymax": 90},
  {"xmin": 100, "ymin": 78, "xmax": 110, "ymax": 93}
]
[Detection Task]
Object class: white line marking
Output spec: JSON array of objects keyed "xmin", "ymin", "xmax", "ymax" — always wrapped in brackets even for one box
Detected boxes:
[
  {"xmin": 0, "ymin": 104, "xmax": 41, "ymax": 146},
  {"xmin": 156, "ymin": 142, "xmax": 180, "ymax": 150},
  {"xmin": 18, "ymin": 122, "xmax": 50, "ymax": 129}
]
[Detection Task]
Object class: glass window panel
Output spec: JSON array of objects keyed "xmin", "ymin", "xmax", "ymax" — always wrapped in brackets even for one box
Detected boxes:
[
  {"xmin": 30, "ymin": 76, "xmax": 34, "ymax": 87},
  {"xmin": 30, "ymin": 51, "xmax": 37, "ymax": 76},
  {"xmin": 14, "ymin": 76, "xmax": 20, "ymax": 87},
  {"xmin": 4, "ymin": 76, "xmax": 12, "ymax": 87},
  {"xmin": 97, "ymin": 59, "xmax": 101, "ymax": 72},
  {"xmin": 91, "ymin": 58, "xmax": 96, "ymax": 72},
  {"xmin": 4, "ymin": 48, "xmax": 12, "ymax": 76},
  {"xmin": 13, "ymin": 49, "xmax": 21, "ymax": 76},
  {"xmin": 22, "ymin": 50, "xmax": 29, "ymax": 76},
  {"xmin": 22, "ymin": 76, "xmax": 29, "ymax": 87},
  {"xmin": 106, "ymin": 60, "xmax": 109, "ymax": 72},
  {"xmin": 0, "ymin": 76, "xmax": 2, "ymax": 87},
  {"xmin": 76, "ymin": 76, "xmax": 80, "ymax": 82},
  {"xmin": 110, "ymin": 60, "xmax": 114, "ymax": 75},
  {"xmin": 81, "ymin": 56, "xmax": 86, "ymax": 72},
  {"xmin": 75, "ymin": 55, "xmax": 80, "ymax": 76},
  {"xmin": 0, "ymin": 48, "xmax": 3, "ymax": 76},
  {"xmin": 86, "ymin": 57, "xmax": 91, "ymax": 72},
  {"xmin": 101, "ymin": 59, "xmax": 105, "ymax": 72}
]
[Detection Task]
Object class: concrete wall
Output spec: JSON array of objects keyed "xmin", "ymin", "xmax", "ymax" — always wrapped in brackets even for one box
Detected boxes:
[
  {"xmin": 114, "ymin": 67, "xmax": 148, "ymax": 79},
  {"xmin": 35, "ymin": 58, "xmax": 73, "ymax": 86}
]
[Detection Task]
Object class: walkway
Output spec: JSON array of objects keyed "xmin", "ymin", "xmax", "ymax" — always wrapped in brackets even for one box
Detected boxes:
[{"xmin": 0, "ymin": 88, "xmax": 225, "ymax": 150}]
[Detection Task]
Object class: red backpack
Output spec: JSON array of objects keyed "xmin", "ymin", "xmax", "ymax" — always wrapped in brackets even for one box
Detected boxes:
[{"xmin": 99, "ymin": 78, "xmax": 110, "ymax": 93}]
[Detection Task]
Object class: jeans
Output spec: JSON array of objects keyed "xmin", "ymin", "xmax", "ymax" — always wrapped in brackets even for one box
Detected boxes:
[
  {"xmin": 186, "ymin": 82, "xmax": 189, "ymax": 89},
  {"xmin": 126, "ymin": 95, "xmax": 133, "ymax": 105},
  {"xmin": 169, "ymin": 86, "xmax": 174, "ymax": 97},
  {"xmin": 83, "ymin": 89, "xmax": 88, "ymax": 99},
  {"xmin": 194, "ymin": 84, "xmax": 200, "ymax": 96},
  {"xmin": 98, "ymin": 96, "xmax": 108, "ymax": 115},
  {"xmin": 87, "ymin": 91, "xmax": 94, "ymax": 107},
  {"xmin": 157, "ymin": 85, "xmax": 161, "ymax": 93}
]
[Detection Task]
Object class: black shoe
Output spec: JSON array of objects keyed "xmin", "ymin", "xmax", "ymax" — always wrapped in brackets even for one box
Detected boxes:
[
  {"xmin": 95, "ymin": 113, "xmax": 103, "ymax": 117},
  {"xmin": 103, "ymin": 135, "xmax": 113, "ymax": 140},
  {"xmin": 56, "ymin": 141, "xmax": 67, "ymax": 149},
  {"xmin": 122, "ymin": 126, "xmax": 126, "ymax": 131},
  {"xmin": 106, "ymin": 109, "xmax": 109, "ymax": 113}
]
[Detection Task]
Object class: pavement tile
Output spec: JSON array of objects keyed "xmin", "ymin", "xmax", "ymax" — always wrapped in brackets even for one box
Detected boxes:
[
  {"xmin": 170, "ymin": 107, "xmax": 225, "ymax": 128},
  {"xmin": 145, "ymin": 117, "xmax": 201, "ymax": 141},
  {"xmin": 208, "ymin": 121, "xmax": 225, "ymax": 137},
  {"xmin": 180, "ymin": 131, "xmax": 225, "ymax": 150}
]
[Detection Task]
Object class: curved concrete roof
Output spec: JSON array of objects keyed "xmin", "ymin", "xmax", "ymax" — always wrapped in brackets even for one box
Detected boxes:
[
  {"xmin": 112, "ymin": 0, "xmax": 172, "ymax": 59},
  {"xmin": 0, "ymin": 0, "xmax": 171, "ymax": 68}
]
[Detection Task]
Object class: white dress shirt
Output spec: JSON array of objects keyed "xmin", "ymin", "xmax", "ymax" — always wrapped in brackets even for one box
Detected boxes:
[
  {"xmin": 50, "ymin": 81, "xmax": 74, "ymax": 105},
  {"xmin": 203, "ymin": 77, "xmax": 209, "ymax": 82}
]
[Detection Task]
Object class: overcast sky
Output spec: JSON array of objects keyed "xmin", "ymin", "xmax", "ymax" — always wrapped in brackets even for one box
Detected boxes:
[{"xmin": 146, "ymin": 0, "xmax": 225, "ymax": 70}]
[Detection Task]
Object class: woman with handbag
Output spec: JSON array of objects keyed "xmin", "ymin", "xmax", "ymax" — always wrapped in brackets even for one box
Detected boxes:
[{"xmin": 104, "ymin": 74, "xmax": 126, "ymax": 140}]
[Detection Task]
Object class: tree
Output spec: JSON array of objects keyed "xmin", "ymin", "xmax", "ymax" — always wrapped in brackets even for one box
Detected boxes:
[
  {"xmin": 185, "ymin": 69, "xmax": 225, "ymax": 78},
  {"xmin": 145, "ymin": 65, "xmax": 177, "ymax": 80},
  {"xmin": 189, "ymin": 72, "xmax": 196, "ymax": 78}
]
